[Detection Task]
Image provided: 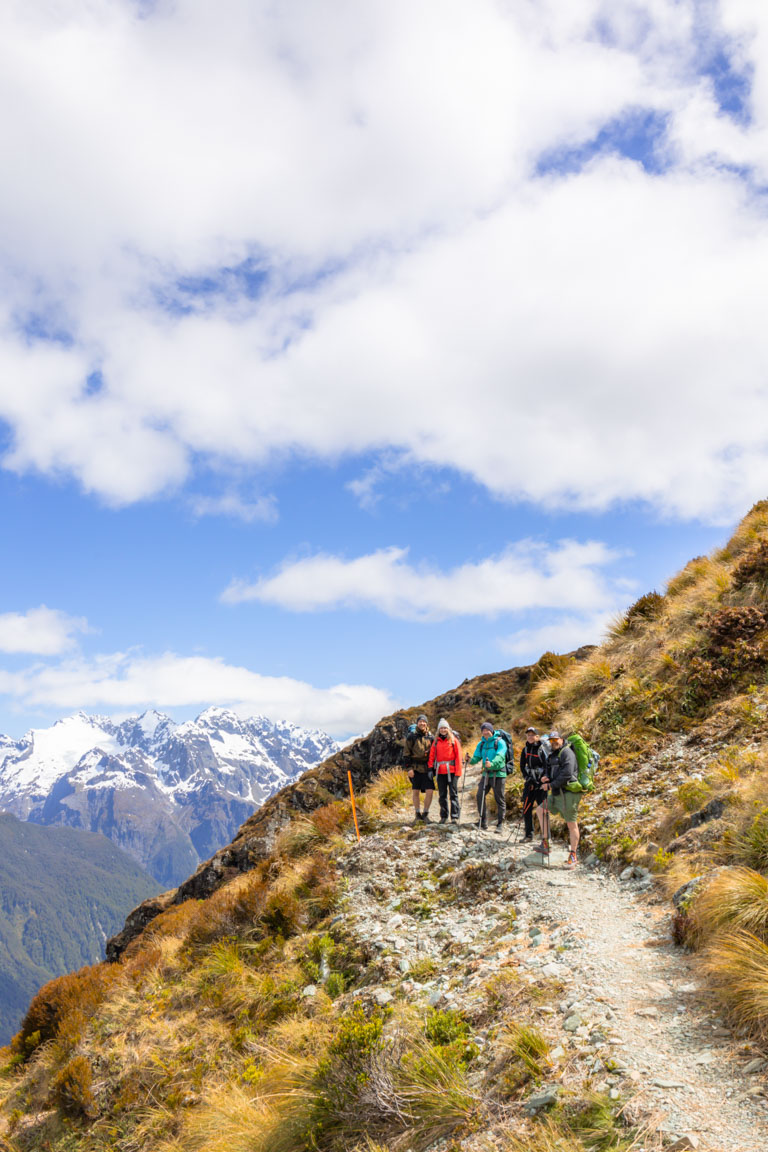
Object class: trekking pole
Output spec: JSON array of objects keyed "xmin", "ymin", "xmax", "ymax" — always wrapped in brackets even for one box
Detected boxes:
[
  {"xmin": 479, "ymin": 769, "xmax": 488, "ymax": 830},
  {"xmin": 459, "ymin": 754, "xmax": 468, "ymax": 825},
  {"xmin": 542, "ymin": 790, "xmax": 550, "ymax": 867},
  {"xmin": 508, "ymin": 792, "xmax": 528, "ymax": 845},
  {"xmin": 347, "ymin": 770, "xmax": 361, "ymax": 842}
]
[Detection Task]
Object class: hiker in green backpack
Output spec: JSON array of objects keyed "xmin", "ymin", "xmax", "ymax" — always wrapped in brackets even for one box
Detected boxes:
[
  {"xmin": 537, "ymin": 730, "xmax": 581, "ymax": 869},
  {"xmin": 469, "ymin": 721, "xmax": 507, "ymax": 832}
]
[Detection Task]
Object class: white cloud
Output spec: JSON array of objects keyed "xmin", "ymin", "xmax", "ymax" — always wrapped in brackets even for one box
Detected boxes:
[
  {"xmin": 0, "ymin": 650, "xmax": 395, "ymax": 739},
  {"xmin": 0, "ymin": 606, "xmax": 89, "ymax": 655},
  {"xmin": 0, "ymin": 2, "xmax": 767, "ymax": 519},
  {"xmin": 223, "ymin": 540, "xmax": 631, "ymax": 621},
  {"xmin": 498, "ymin": 612, "xmax": 615, "ymax": 660},
  {"xmin": 190, "ymin": 492, "xmax": 278, "ymax": 524}
]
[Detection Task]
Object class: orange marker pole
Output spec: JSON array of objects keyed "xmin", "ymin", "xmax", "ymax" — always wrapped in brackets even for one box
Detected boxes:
[{"xmin": 347, "ymin": 770, "xmax": 361, "ymax": 841}]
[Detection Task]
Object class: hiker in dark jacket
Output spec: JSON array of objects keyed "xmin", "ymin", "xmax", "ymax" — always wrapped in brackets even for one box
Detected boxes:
[
  {"xmin": 428, "ymin": 718, "xmax": 463, "ymax": 824},
  {"xmin": 536, "ymin": 730, "xmax": 581, "ymax": 869},
  {"xmin": 519, "ymin": 726, "xmax": 547, "ymax": 842},
  {"xmin": 403, "ymin": 714, "xmax": 435, "ymax": 823},
  {"xmin": 470, "ymin": 721, "xmax": 507, "ymax": 832}
]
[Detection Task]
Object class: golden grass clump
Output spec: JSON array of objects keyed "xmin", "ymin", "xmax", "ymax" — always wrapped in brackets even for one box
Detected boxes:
[
  {"xmin": 721, "ymin": 500, "xmax": 768, "ymax": 559},
  {"xmin": 692, "ymin": 867, "xmax": 768, "ymax": 943},
  {"xmin": 185, "ymin": 867, "xmax": 270, "ymax": 950},
  {"xmin": 702, "ymin": 929, "xmax": 768, "ymax": 1038},
  {"xmin": 356, "ymin": 767, "xmax": 411, "ymax": 829},
  {"xmin": 310, "ymin": 799, "xmax": 353, "ymax": 838},
  {"xmin": 527, "ymin": 674, "xmax": 562, "ymax": 725}
]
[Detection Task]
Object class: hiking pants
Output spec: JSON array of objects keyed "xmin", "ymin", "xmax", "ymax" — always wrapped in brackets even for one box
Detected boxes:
[
  {"xmin": 437, "ymin": 773, "xmax": 460, "ymax": 820},
  {"xmin": 476, "ymin": 775, "xmax": 506, "ymax": 826},
  {"xmin": 522, "ymin": 779, "xmax": 544, "ymax": 836}
]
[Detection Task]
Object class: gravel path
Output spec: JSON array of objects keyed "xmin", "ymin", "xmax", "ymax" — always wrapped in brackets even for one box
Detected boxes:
[{"xmin": 341, "ymin": 766, "xmax": 768, "ymax": 1151}]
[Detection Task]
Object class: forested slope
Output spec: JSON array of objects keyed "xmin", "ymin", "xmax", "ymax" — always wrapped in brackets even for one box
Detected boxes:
[{"xmin": 0, "ymin": 814, "xmax": 159, "ymax": 1045}]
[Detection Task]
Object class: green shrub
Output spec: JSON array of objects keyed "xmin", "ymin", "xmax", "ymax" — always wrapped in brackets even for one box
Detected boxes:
[
  {"xmin": 424, "ymin": 1008, "xmax": 469, "ymax": 1047},
  {"xmin": 677, "ymin": 780, "xmax": 713, "ymax": 813},
  {"xmin": 325, "ymin": 972, "xmax": 345, "ymax": 999}
]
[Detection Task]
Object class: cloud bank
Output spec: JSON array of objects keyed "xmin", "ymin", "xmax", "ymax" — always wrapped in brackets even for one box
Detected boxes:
[
  {"xmin": 0, "ymin": 2, "xmax": 767, "ymax": 519},
  {"xmin": 223, "ymin": 540, "xmax": 631, "ymax": 622},
  {"xmin": 0, "ymin": 649, "xmax": 395, "ymax": 739}
]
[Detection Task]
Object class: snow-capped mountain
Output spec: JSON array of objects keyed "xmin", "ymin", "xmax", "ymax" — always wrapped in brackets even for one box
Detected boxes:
[{"xmin": 0, "ymin": 709, "xmax": 338, "ymax": 887}]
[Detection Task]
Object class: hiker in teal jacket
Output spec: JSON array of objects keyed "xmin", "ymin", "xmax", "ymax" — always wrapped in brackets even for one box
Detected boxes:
[{"xmin": 470, "ymin": 721, "xmax": 507, "ymax": 831}]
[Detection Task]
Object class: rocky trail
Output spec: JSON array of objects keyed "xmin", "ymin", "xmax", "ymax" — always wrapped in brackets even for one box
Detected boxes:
[{"xmin": 338, "ymin": 767, "xmax": 768, "ymax": 1152}]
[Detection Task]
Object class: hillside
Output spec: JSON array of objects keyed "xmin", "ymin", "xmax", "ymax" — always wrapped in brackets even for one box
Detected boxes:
[
  {"xmin": 3, "ymin": 502, "xmax": 768, "ymax": 1151},
  {"xmin": 0, "ymin": 813, "xmax": 159, "ymax": 1046}
]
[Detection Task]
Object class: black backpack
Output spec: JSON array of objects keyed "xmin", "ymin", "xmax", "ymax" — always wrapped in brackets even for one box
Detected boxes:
[{"xmin": 494, "ymin": 729, "xmax": 515, "ymax": 770}]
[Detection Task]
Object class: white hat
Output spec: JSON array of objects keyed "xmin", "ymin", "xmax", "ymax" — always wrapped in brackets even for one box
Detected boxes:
[{"xmin": 437, "ymin": 717, "xmax": 450, "ymax": 730}]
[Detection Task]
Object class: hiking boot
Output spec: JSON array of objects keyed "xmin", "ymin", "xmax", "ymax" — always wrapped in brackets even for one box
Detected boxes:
[
  {"xmin": 531, "ymin": 839, "xmax": 550, "ymax": 854},
  {"xmin": 523, "ymin": 832, "xmax": 533, "ymax": 842},
  {"xmin": 422, "ymin": 813, "xmax": 431, "ymax": 823},
  {"xmin": 564, "ymin": 851, "xmax": 578, "ymax": 870},
  {"xmin": 451, "ymin": 817, "xmax": 459, "ymax": 825},
  {"xmin": 493, "ymin": 825, "xmax": 502, "ymax": 834},
  {"xmin": 414, "ymin": 813, "xmax": 423, "ymax": 824}
]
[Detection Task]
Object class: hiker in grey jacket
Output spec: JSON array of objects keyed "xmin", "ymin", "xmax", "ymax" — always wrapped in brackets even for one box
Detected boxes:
[{"xmin": 536, "ymin": 730, "xmax": 581, "ymax": 869}]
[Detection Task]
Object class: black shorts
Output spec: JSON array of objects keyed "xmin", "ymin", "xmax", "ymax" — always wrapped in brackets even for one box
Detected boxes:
[
  {"xmin": 410, "ymin": 769, "xmax": 435, "ymax": 793},
  {"xmin": 523, "ymin": 778, "xmax": 545, "ymax": 808}
]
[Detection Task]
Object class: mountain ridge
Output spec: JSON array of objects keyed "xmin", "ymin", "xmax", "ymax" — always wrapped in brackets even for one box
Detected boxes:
[{"xmin": 0, "ymin": 708, "xmax": 339, "ymax": 886}]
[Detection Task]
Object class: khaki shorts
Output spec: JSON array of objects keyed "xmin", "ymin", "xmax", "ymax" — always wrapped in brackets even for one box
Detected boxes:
[{"xmin": 547, "ymin": 789, "xmax": 582, "ymax": 823}]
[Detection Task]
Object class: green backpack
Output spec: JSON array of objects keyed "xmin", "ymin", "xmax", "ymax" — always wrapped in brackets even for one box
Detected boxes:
[{"xmin": 565, "ymin": 733, "xmax": 600, "ymax": 793}]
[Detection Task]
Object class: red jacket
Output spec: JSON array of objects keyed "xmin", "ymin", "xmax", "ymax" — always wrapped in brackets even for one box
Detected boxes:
[{"xmin": 428, "ymin": 733, "xmax": 463, "ymax": 776}]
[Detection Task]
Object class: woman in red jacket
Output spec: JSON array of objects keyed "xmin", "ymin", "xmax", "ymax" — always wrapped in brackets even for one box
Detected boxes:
[{"xmin": 428, "ymin": 718, "xmax": 463, "ymax": 825}]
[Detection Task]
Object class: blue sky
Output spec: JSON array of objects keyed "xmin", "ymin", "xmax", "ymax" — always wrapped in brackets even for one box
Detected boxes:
[{"xmin": 0, "ymin": 1, "xmax": 766, "ymax": 738}]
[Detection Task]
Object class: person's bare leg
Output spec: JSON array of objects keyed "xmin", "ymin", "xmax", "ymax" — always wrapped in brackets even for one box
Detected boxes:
[
  {"xmin": 566, "ymin": 820, "xmax": 579, "ymax": 853},
  {"xmin": 423, "ymin": 788, "xmax": 434, "ymax": 815},
  {"xmin": 412, "ymin": 790, "xmax": 421, "ymax": 816}
]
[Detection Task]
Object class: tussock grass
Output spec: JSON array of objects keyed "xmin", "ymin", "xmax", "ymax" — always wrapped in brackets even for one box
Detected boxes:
[
  {"xmin": 499, "ymin": 1022, "xmax": 549, "ymax": 1076},
  {"xmin": 171, "ymin": 1005, "xmax": 483, "ymax": 1152},
  {"xmin": 702, "ymin": 929, "xmax": 768, "ymax": 1038},
  {"xmin": 692, "ymin": 867, "xmax": 768, "ymax": 942},
  {"xmin": 357, "ymin": 767, "xmax": 411, "ymax": 830},
  {"xmin": 275, "ymin": 816, "xmax": 327, "ymax": 858},
  {"xmin": 731, "ymin": 809, "xmax": 768, "ymax": 872}
]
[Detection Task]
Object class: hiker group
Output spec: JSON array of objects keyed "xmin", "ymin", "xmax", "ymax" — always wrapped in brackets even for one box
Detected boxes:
[{"xmin": 402, "ymin": 716, "xmax": 598, "ymax": 870}]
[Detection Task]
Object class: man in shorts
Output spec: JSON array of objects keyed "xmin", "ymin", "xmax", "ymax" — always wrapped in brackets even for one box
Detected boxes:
[
  {"xmin": 403, "ymin": 714, "xmax": 435, "ymax": 823},
  {"xmin": 537, "ymin": 730, "xmax": 581, "ymax": 869}
]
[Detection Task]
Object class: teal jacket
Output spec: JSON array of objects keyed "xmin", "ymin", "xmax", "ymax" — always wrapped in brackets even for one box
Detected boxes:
[{"xmin": 469, "ymin": 734, "xmax": 507, "ymax": 777}]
